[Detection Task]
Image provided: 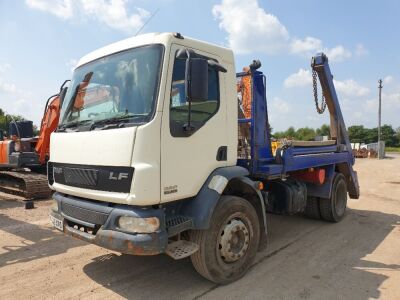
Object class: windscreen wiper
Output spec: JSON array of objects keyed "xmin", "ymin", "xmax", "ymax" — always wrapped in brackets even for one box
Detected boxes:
[
  {"xmin": 90, "ymin": 114, "xmax": 145, "ymax": 130},
  {"xmin": 58, "ymin": 119, "xmax": 92, "ymax": 132}
]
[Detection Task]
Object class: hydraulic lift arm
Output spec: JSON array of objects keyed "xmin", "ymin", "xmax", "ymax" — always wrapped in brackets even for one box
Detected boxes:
[{"xmin": 311, "ymin": 53, "xmax": 360, "ymax": 198}]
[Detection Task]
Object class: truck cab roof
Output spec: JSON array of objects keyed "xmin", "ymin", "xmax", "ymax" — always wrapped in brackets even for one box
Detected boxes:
[{"xmin": 76, "ymin": 32, "xmax": 234, "ymax": 70}]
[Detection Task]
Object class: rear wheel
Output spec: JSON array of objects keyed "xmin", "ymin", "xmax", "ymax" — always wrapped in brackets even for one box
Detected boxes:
[
  {"xmin": 319, "ymin": 173, "xmax": 347, "ymax": 222},
  {"xmin": 304, "ymin": 196, "xmax": 321, "ymax": 219},
  {"xmin": 190, "ymin": 196, "xmax": 260, "ymax": 284}
]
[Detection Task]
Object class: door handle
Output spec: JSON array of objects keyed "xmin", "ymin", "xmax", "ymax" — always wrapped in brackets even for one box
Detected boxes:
[{"xmin": 216, "ymin": 146, "xmax": 227, "ymax": 161}]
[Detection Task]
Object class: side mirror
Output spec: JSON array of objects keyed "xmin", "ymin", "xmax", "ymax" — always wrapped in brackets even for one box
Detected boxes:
[
  {"xmin": 177, "ymin": 48, "xmax": 226, "ymax": 134},
  {"xmin": 58, "ymin": 79, "xmax": 70, "ymax": 108},
  {"xmin": 59, "ymin": 86, "xmax": 68, "ymax": 108},
  {"xmin": 187, "ymin": 58, "xmax": 208, "ymax": 102}
]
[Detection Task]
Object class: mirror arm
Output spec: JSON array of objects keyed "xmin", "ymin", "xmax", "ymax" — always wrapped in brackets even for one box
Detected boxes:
[{"xmin": 207, "ymin": 60, "xmax": 227, "ymax": 73}]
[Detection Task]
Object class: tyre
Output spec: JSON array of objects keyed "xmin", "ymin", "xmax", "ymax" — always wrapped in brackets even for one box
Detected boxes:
[
  {"xmin": 304, "ymin": 196, "xmax": 321, "ymax": 219},
  {"xmin": 319, "ymin": 173, "xmax": 348, "ymax": 222},
  {"xmin": 189, "ymin": 196, "xmax": 260, "ymax": 284}
]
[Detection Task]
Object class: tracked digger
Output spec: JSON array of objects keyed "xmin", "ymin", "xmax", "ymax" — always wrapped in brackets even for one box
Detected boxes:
[{"xmin": 0, "ymin": 82, "xmax": 68, "ymax": 199}]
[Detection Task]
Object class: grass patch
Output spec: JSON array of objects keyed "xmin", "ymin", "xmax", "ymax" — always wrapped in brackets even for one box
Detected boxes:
[{"xmin": 386, "ymin": 147, "xmax": 400, "ymax": 153}]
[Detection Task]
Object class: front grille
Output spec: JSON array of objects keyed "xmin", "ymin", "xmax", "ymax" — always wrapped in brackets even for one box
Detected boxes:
[
  {"xmin": 61, "ymin": 202, "xmax": 109, "ymax": 225},
  {"xmin": 64, "ymin": 167, "xmax": 98, "ymax": 187}
]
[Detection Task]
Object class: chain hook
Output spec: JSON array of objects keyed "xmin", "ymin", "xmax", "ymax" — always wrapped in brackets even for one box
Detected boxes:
[{"xmin": 312, "ymin": 69, "xmax": 327, "ymax": 114}]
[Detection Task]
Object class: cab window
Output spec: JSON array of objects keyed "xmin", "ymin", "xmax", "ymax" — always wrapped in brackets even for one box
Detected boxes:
[{"xmin": 170, "ymin": 57, "xmax": 220, "ymax": 137}]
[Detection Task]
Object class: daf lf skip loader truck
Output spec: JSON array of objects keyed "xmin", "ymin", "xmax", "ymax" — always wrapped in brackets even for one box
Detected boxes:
[{"xmin": 49, "ymin": 32, "xmax": 359, "ymax": 284}]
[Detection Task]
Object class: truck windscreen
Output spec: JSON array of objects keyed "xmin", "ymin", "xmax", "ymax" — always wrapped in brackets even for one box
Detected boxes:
[{"xmin": 59, "ymin": 44, "xmax": 163, "ymax": 129}]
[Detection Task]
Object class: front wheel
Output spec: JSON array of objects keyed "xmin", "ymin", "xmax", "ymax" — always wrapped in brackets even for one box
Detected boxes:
[{"xmin": 190, "ymin": 196, "xmax": 260, "ymax": 284}]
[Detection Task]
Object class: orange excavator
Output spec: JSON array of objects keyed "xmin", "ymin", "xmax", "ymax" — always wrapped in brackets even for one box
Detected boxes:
[{"xmin": 0, "ymin": 81, "xmax": 68, "ymax": 199}]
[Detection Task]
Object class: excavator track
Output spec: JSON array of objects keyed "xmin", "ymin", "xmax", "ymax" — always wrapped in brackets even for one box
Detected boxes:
[{"xmin": 0, "ymin": 171, "xmax": 52, "ymax": 199}]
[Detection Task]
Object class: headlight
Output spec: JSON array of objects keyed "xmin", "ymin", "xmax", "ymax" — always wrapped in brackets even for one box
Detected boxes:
[
  {"xmin": 117, "ymin": 216, "xmax": 160, "ymax": 233},
  {"xmin": 51, "ymin": 200, "xmax": 58, "ymax": 212}
]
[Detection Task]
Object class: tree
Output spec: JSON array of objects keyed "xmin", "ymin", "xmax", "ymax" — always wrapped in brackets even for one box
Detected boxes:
[
  {"xmin": 316, "ymin": 124, "xmax": 330, "ymax": 137},
  {"xmin": 273, "ymin": 126, "xmax": 296, "ymax": 139},
  {"xmin": 286, "ymin": 127, "xmax": 296, "ymax": 139},
  {"xmin": 273, "ymin": 126, "xmax": 316, "ymax": 141},
  {"xmin": 380, "ymin": 124, "xmax": 398, "ymax": 147},
  {"xmin": 296, "ymin": 127, "xmax": 316, "ymax": 141},
  {"xmin": 365, "ymin": 127, "xmax": 378, "ymax": 144},
  {"xmin": 273, "ymin": 124, "xmax": 399, "ymax": 146},
  {"xmin": 348, "ymin": 125, "xmax": 367, "ymax": 143},
  {"xmin": 0, "ymin": 109, "xmax": 27, "ymax": 135}
]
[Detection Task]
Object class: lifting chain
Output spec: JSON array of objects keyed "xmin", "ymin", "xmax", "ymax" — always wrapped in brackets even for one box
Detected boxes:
[{"xmin": 312, "ymin": 69, "xmax": 327, "ymax": 114}]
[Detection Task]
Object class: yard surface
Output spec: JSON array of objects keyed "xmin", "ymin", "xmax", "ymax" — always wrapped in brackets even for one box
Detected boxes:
[{"xmin": 0, "ymin": 155, "xmax": 399, "ymax": 299}]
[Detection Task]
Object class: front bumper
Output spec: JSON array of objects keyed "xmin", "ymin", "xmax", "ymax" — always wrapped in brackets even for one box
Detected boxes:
[{"xmin": 50, "ymin": 192, "xmax": 168, "ymax": 255}]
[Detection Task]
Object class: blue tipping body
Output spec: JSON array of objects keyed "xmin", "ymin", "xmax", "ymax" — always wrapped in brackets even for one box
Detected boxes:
[
  {"xmin": 237, "ymin": 71, "xmax": 274, "ymax": 174},
  {"xmin": 235, "ymin": 55, "xmax": 360, "ymax": 199}
]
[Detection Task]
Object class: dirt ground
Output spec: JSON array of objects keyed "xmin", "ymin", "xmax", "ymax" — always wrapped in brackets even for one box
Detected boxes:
[{"xmin": 0, "ymin": 155, "xmax": 399, "ymax": 299}]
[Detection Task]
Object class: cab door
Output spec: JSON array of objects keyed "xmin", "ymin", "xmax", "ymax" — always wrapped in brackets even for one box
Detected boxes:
[{"xmin": 160, "ymin": 44, "xmax": 228, "ymax": 202}]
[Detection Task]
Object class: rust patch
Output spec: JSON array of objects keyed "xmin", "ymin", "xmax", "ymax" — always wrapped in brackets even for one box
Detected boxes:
[{"xmin": 65, "ymin": 225, "xmax": 162, "ymax": 256}]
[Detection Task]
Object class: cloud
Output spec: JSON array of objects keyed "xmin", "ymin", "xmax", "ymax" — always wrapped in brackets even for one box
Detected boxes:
[
  {"xmin": 284, "ymin": 69, "xmax": 369, "ymax": 99},
  {"xmin": 290, "ymin": 37, "xmax": 322, "ymax": 55},
  {"xmin": 290, "ymin": 37, "xmax": 352, "ymax": 62},
  {"xmin": 364, "ymin": 92, "xmax": 400, "ymax": 113},
  {"xmin": 81, "ymin": 0, "xmax": 150, "ymax": 34},
  {"xmin": 333, "ymin": 79, "xmax": 370, "ymax": 97},
  {"xmin": 25, "ymin": 0, "xmax": 73, "ymax": 19},
  {"xmin": 324, "ymin": 45, "xmax": 352, "ymax": 62},
  {"xmin": 213, "ymin": 0, "xmax": 357, "ymax": 63},
  {"xmin": 65, "ymin": 58, "xmax": 78, "ymax": 73},
  {"xmin": 365, "ymin": 99, "xmax": 377, "ymax": 112},
  {"xmin": 212, "ymin": 0, "xmax": 289, "ymax": 54},
  {"xmin": 0, "ymin": 78, "xmax": 17, "ymax": 94},
  {"xmin": 0, "ymin": 63, "xmax": 12, "ymax": 73},
  {"xmin": 25, "ymin": 0, "xmax": 150, "ymax": 34},
  {"xmin": 284, "ymin": 68, "xmax": 312, "ymax": 88},
  {"xmin": 0, "ymin": 76, "xmax": 40, "ymax": 123},
  {"xmin": 383, "ymin": 91, "xmax": 400, "ymax": 107},
  {"xmin": 353, "ymin": 111, "xmax": 363, "ymax": 119},
  {"xmin": 383, "ymin": 75, "xmax": 393, "ymax": 85},
  {"xmin": 355, "ymin": 43, "xmax": 369, "ymax": 57},
  {"xmin": 271, "ymin": 97, "xmax": 290, "ymax": 113}
]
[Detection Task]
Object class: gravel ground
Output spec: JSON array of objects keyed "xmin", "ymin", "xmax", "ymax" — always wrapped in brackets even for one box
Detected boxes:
[{"xmin": 0, "ymin": 154, "xmax": 399, "ymax": 299}]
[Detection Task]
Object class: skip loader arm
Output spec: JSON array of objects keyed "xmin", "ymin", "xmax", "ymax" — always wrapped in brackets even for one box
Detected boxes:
[{"xmin": 311, "ymin": 53, "xmax": 360, "ymax": 199}]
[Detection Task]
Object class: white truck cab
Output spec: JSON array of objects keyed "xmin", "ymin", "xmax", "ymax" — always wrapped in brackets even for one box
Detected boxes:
[
  {"xmin": 50, "ymin": 32, "xmax": 237, "ymax": 205},
  {"xmin": 49, "ymin": 32, "xmax": 357, "ymax": 284}
]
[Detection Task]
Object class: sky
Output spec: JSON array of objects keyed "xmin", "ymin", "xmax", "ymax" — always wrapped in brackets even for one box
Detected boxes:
[{"xmin": 0, "ymin": 0, "xmax": 399, "ymax": 132}]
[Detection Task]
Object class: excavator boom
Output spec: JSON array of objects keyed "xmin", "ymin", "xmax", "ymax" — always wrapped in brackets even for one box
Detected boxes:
[{"xmin": 35, "ymin": 94, "xmax": 61, "ymax": 164}]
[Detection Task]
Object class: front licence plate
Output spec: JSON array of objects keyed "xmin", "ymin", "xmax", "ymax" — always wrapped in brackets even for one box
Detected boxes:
[{"xmin": 50, "ymin": 214, "xmax": 64, "ymax": 231}]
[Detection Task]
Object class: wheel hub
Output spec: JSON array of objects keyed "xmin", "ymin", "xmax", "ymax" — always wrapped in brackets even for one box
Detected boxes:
[{"xmin": 219, "ymin": 219, "xmax": 250, "ymax": 262}]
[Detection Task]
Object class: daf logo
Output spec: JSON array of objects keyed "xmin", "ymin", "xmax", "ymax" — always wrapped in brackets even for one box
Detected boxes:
[
  {"xmin": 109, "ymin": 172, "xmax": 129, "ymax": 180},
  {"xmin": 53, "ymin": 167, "xmax": 63, "ymax": 174}
]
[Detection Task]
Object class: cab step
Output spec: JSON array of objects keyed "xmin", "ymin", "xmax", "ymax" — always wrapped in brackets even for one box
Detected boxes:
[
  {"xmin": 166, "ymin": 240, "xmax": 199, "ymax": 260},
  {"xmin": 166, "ymin": 215, "xmax": 194, "ymax": 237}
]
